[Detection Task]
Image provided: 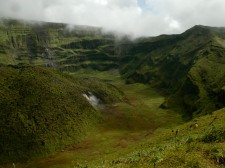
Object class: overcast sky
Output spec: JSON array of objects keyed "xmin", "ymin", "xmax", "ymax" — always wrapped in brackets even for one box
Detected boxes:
[{"xmin": 0, "ymin": 0, "xmax": 224, "ymax": 37}]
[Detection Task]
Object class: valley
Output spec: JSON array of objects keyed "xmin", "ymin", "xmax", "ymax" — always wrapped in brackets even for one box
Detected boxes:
[
  {"xmin": 3, "ymin": 70, "xmax": 183, "ymax": 168},
  {"xmin": 0, "ymin": 19, "xmax": 225, "ymax": 167}
]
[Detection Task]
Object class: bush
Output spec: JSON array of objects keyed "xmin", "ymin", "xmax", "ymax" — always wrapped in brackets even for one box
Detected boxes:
[{"xmin": 201, "ymin": 128, "xmax": 225, "ymax": 143}]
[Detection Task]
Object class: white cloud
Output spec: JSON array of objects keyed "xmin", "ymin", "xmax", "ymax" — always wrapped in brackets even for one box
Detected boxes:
[
  {"xmin": 93, "ymin": 0, "xmax": 108, "ymax": 6},
  {"xmin": 0, "ymin": 0, "xmax": 224, "ymax": 37},
  {"xmin": 164, "ymin": 16, "xmax": 181, "ymax": 30}
]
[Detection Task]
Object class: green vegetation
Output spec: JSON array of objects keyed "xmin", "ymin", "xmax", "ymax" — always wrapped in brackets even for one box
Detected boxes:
[
  {"xmin": 2, "ymin": 70, "xmax": 224, "ymax": 168},
  {"xmin": 0, "ymin": 19, "xmax": 225, "ymax": 167},
  {"xmin": 1, "ymin": 19, "xmax": 225, "ymax": 117},
  {"xmin": 2, "ymin": 70, "xmax": 183, "ymax": 168},
  {"xmin": 0, "ymin": 19, "xmax": 117, "ymax": 71},
  {"xmin": 120, "ymin": 25, "xmax": 225, "ymax": 118},
  {"xmin": 0, "ymin": 65, "xmax": 123, "ymax": 163},
  {"xmin": 102, "ymin": 108, "xmax": 225, "ymax": 168}
]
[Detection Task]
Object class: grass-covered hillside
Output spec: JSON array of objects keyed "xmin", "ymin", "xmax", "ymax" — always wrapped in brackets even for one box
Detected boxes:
[
  {"xmin": 1, "ymin": 19, "xmax": 225, "ymax": 118},
  {"xmin": 7, "ymin": 71, "xmax": 224, "ymax": 168},
  {"xmin": 102, "ymin": 107, "xmax": 225, "ymax": 168},
  {"xmin": 120, "ymin": 25, "xmax": 225, "ymax": 118},
  {"xmin": 0, "ymin": 19, "xmax": 225, "ymax": 167},
  {"xmin": 0, "ymin": 65, "xmax": 124, "ymax": 163},
  {"xmin": 0, "ymin": 19, "xmax": 118, "ymax": 71}
]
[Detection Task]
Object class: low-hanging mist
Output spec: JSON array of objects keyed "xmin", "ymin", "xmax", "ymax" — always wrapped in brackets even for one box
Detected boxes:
[{"xmin": 0, "ymin": 0, "xmax": 225, "ymax": 37}]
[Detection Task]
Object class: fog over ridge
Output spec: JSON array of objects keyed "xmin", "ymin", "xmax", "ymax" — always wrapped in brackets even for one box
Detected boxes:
[{"xmin": 0, "ymin": 0, "xmax": 224, "ymax": 37}]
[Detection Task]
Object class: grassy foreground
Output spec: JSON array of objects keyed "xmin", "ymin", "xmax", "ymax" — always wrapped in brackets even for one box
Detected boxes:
[
  {"xmin": 2, "ymin": 70, "xmax": 183, "ymax": 168},
  {"xmin": 1, "ymin": 70, "xmax": 224, "ymax": 168}
]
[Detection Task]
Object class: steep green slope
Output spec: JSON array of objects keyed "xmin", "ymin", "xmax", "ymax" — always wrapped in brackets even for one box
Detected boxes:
[
  {"xmin": 1, "ymin": 19, "xmax": 225, "ymax": 118},
  {"xmin": 1, "ymin": 19, "xmax": 225, "ymax": 167},
  {"xmin": 0, "ymin": 19, "xmax": 118, "ymax": 71},
  {"xmin": 0, "ymin": 65, "xmax": 123, "ymax": 163},
  {"xmin": 120, "ymin": 25, "xmax": 225, "ymax": 118}
]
